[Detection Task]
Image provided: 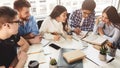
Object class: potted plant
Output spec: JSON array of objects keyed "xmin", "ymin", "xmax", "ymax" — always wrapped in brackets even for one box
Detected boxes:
[
  {"xmin": 49, "ymin": 58, "xmax": 57, "ymax": 68},
  {"xmin": 99, "ymin": 45, "xmax": 108, "ymax": 61}
]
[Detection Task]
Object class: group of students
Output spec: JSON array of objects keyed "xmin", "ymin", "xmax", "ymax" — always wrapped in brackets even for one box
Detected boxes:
[
  {"xmin": 40, "ymin": 0, "xmax": 120, "ymax": 43},
  {"xmin": 0, "ymin": 0, "xmax": 120, "ymax": 68}
]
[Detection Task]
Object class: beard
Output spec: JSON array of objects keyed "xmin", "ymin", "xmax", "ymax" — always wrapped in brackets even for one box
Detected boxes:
[{"xmin": 20, "ymin": 16, "xmax": 29, "ymax": 21}]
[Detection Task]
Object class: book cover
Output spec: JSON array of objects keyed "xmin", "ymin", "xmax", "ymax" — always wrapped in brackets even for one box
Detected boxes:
[
  {"xmin": 63, "ymin": 50, "xmax": 85, "ymax": 64},
  {"xmin": 58, "ymin": 48, "xmax": 83, "ymax": 68}
]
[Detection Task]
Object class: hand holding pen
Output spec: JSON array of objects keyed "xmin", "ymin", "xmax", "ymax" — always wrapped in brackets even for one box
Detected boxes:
[{"xmin": 51, "ymin": 32, "xmax": 61, "ymax": 41}]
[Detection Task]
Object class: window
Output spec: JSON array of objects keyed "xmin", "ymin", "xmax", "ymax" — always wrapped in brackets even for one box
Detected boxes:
[
  {"xmin": 60, "ymin": 0, "xmax": 119, "ymax": 16},
  {"xmin": 0, "ymin": 0, "xmax": 119, "ymax": 20},
  {"xmin": 29, "ymin": 0, "xmax": 58, "ymax": 20}
]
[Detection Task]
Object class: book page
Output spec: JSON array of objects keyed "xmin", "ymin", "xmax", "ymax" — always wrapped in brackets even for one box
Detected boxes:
[
  {"xmin": 79, "ymin": 31, "xmax": 89, "ymax": 39},
  {"xmin": 82, "ymin": 34, "xmax": 107, "ymax": 45},
  {"xmin": 41, "ymin": 39, "xmax": 51, "ymax": 47},
  {"xmin": 72, "ymin": 31, "xmax": 89, "ymax": 39}
]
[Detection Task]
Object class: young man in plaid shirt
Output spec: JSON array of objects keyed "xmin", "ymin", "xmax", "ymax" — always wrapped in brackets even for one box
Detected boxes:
[{"xmin": 69, "ymin": 0, "xmax": 96, "ymax": 35}]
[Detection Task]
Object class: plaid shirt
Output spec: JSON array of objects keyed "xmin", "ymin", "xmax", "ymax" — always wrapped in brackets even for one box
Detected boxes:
[{"xmin": 69, "ymin": 9, "xmax": 95, "ymax": 31}]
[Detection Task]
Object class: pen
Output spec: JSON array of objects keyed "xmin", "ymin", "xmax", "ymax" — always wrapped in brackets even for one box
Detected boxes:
[
  {"xmin": 39, "ymin": 62, "xmax": 46, "ymax": 64},
  {"xmin": 72, "ymin": 36, "xmax": 79, "ymax": 41},
  {"xmin": 51, "ymin": 32, "xmax": 66, "ymax": 40},
  {"xmin": 43, "ymin": 41, "xmax": 51, "ymax": 47},
  {"xmin": 107, "ymin": 58, "xmax": 114, "ymax": 63}
]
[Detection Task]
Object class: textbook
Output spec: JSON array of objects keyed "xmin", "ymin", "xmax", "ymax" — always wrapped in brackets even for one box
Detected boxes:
[
  {"xmin": 78, "ymin": 31, "xmax": 89, "ymax": 39},
  {"xmin": 82, "ymin": 34, "xmax": 107, "ymax": 45},
  {"xmin": 63, "ymin": 49, "xmax": 85, "ymax": 64},
  {"xmin": 58, "ymin": 48, "xmax": 83, "ymax": 68},
  {"xmin": 72, "ymin": 31, "xmax": 89, "ymax": 41}
]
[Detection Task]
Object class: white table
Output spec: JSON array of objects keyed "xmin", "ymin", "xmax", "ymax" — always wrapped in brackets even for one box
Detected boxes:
[{"xmin": 24, "ymin": 34, "xmax": 120, "ymax": 68}]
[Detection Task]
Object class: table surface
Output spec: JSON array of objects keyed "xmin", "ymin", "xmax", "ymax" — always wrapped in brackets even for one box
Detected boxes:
[{"xmin": 24, "ymin": 32, "xmax": 120, "ymax": 68}]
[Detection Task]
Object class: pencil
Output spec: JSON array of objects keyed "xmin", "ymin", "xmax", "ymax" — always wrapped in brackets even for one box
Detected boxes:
[{"xmin": 28, "ymin": 50, "xmax": 43, "ymax": 55}]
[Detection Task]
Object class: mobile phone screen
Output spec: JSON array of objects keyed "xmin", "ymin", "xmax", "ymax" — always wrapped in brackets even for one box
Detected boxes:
[{"xmin": 49, "ymin": 43, "xmax": 61, "ymax": 50}]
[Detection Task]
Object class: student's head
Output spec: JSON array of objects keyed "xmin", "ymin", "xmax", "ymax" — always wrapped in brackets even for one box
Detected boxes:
[
  {"xmin": 14, "ymin": 0, "xmax": 31, "ymax": 21},
  {"xmin": 102, "ymin": 6, "xmax": 120, "ymax": 27},
  {"xmin": 0, "ymin": 6, "xmax": 19, "ymax": 36},
  {"xmin": 81, "ymin": 0, "xmax": 96, "ymax": 18},
  {"xmin": 50, "ymin": 5, "xmax": 67, "ymax": 22}
]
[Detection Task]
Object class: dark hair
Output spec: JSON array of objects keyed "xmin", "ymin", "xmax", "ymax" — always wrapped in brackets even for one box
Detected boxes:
[
  {"xmin": 50, "ymin": 5, "xmax": 67, "ymax": 19},
  {"xmin": 103, "ymin": 6, "xmax": 120, "ymax": 29},
  {"xmin": 82, "ymin": 0, "xmax": 96, "ymax": 11},
  {"xmin": 0, "ymin": 6, "xmax": 17, "ymax": 28},
  {"xmin": 14, "ymin": 0, "xmax": 31, "ymax": 11}
]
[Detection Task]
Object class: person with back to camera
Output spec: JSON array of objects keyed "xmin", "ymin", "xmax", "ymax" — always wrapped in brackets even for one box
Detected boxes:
[{"xmin": 0, "ymin": 6, "xmax": 29, "ymax": 68}]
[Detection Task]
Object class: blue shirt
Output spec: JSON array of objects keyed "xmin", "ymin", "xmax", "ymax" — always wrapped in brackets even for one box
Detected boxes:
[
  {"xmin": 18, "ymin": 16, "xmax": 39, "ymax": 36},
  {"xmin": 69, "ymin": 9, "xmax": 95, "ymax": 31}
]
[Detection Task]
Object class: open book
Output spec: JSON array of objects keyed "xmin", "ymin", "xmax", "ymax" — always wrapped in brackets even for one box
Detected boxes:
[
  {"xmin": 41, "ymin": 39, "xmax": 50, "ymax": 47},
  {"xmin": 72, "ymin": 31, "xmax": 89, "ymax": 41},
  {"xmin": 82, "ymin": 34, "xmax": 107, "ymax": 45},
  {"xmin": 78, "ymin": 31, "xmax": 89, "ymax": 39},
  {"xmin": 63, "ymin": 50, "xmax": 85, "ymax": 64}
]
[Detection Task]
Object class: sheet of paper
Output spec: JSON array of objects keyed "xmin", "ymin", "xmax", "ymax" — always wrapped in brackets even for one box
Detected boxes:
[
  {"xmin": 25, "ymin": 44, "xmax": 46, "ymax": 67},
  {"xmin": 41, "ymin": 39, "xmax": 51, "ymax": 47},
  {"xmin": 24, "ymin": 52, "xmax": 46, "ymax": 67},
  {"xmin": 83, "ymin": 45, "xmax": 112, "ymax": 66},
  {"xmin": 27, "ymin": 44, "xmax": 43, "ymax": 53}
]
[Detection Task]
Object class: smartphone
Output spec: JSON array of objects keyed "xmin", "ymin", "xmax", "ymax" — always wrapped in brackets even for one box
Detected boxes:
[{"xmin": 49, "ymin": 43, "xmax": 61, "ymax": 50}]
